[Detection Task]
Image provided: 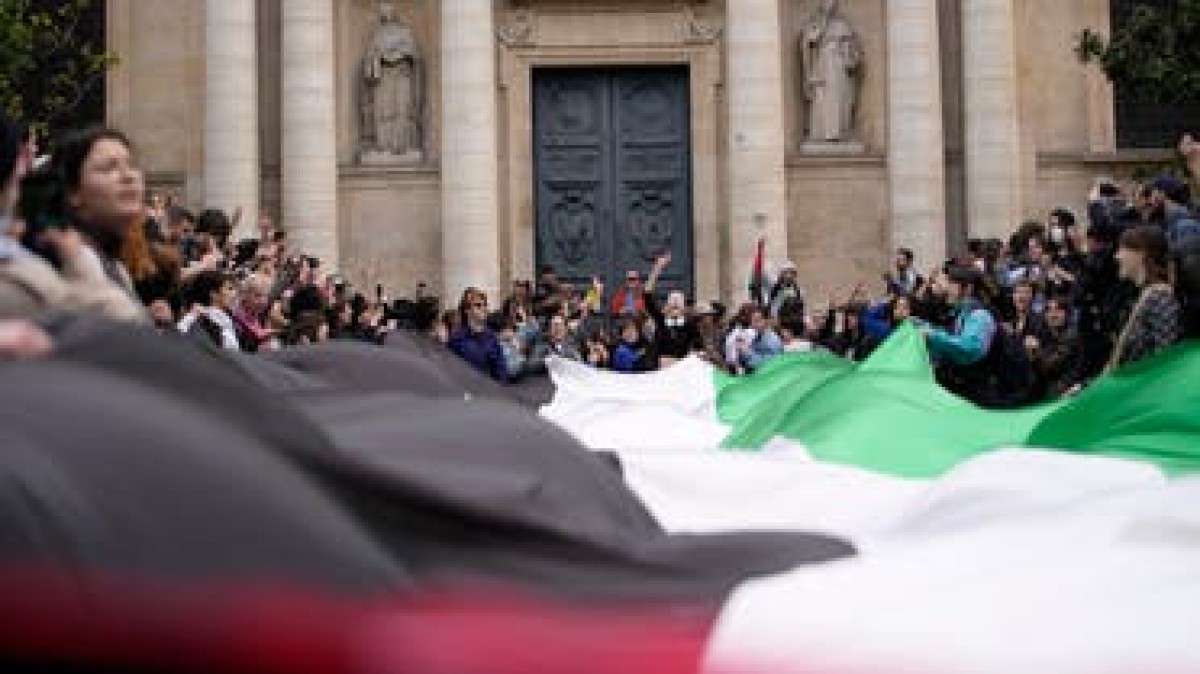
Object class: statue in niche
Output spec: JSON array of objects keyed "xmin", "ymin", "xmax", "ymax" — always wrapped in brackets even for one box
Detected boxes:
[
  {"xmin": 800, "ymin": 0, "xmax": 863, "ymax": 147},
  {"xmin": 359, "ymin": 1, "xmax": 424, "ymax": 164}
]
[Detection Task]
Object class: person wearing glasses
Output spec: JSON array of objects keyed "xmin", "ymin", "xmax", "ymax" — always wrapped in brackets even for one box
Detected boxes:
[
  {"xmin": 609, "ymin": 252, "xmax": 670, "ymax": 318},
  {"xmin": 448, "ymin": 287, "xmax": 509, "ymax": 382}
]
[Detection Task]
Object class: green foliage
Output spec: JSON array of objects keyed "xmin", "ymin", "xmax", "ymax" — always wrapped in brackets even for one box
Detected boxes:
[
  {"xmin": 0, "ymin": 0, "xmax": 116, "ymax": 134},
  {"xmin": 1078, "ymin": 0, "xmax": 1200, "ymax": 103}
]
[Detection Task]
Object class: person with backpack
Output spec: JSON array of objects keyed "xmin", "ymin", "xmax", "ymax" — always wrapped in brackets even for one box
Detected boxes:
[
  {"xmin": 918, "ymin": 266, "xmax": 1035, "ymax": 408},
  {"xmin": 919, "ymin": 267, "xmax": 995, "ymax": 365}
]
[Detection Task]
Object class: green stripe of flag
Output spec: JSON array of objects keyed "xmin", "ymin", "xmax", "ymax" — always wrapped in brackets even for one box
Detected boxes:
[{"xmin": 716, "ymin": 323, "xmax": 1200, "ymax": 478}]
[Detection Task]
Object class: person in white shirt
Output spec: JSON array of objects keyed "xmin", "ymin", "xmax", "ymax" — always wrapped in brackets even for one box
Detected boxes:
[{"xmin": 177, "ymin": 269, "xmax": 241, "ymax": 351}]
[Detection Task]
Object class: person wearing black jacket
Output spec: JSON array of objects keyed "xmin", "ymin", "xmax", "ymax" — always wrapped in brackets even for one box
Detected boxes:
[
  {"xmin": 1173, "ymin": 235, "xmax": 1200, "ymax": 339},
  {"xmin": 648, "ymin": 290, "xmax": 703, "ymax": 366},
  {"xmin": 821, "ymin": 300, "xmax": 878, "ymax": 362},
  {"xmin": 1074, "ymin": 222, "xmax": 1132, "ymax": 380},
  {"xmin": 1028, "ymin": 295, "xmax": 1085, "ymax": 399}
]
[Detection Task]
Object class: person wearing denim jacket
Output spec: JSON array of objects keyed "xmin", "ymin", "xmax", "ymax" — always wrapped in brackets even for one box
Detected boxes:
[{"xmin": 726, "ymin": 305, "xmax": 784, "ymax": 374}]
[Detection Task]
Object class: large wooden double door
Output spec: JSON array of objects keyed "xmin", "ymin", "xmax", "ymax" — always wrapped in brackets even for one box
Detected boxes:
[{"xmin": 533, "ymin": 66, "xmax": 693, "ymax": 296}]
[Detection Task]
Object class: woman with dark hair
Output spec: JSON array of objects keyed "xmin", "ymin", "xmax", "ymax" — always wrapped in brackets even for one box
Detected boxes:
[
  {"xmin": 822, "ymin": 301, "xmax": 877, "ymax": 361},
  {"xmin": 51, "ymin": 127, "xmax": 146, "ymax": 297},
  {"xmin": 0, "ymin": 119, "xmax": 145, "ymax": 321},
  {"xmin": 1030, "ymin": 295, "xmax": 1084, "ymax": 399},
  {"xmin": 1106, "ymin": 225, "xmax": 1181, "ymax": 370},
  {"xmin": 447, "ymin": 287, "xmax": 508, "ymax": 382},
  {"xmin": 1005, "ymin": 280, "xmax": 1048, "ymax": 343}
]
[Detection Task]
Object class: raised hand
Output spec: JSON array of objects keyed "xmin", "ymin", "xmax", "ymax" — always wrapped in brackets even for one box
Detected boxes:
[
  {"xmin": 0, "ymin": 319, "xmax": 53, "ymax": 360},
  {"xmin": 37, "ymin": 226, "xmax": 84, "ymax": 261},
  {"xmin": 1178, "ymin": 133, "xmax": 1200, "ymax": 160}
]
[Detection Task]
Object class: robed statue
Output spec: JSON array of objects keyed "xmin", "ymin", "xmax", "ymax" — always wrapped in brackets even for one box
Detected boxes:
[
  {"xmin": 800, "ymin": 0, "xmax": 863, "ymax": 144},
  {"xmin": 359, "ymin": 2, "xmax": 424, "ymax": 162}
]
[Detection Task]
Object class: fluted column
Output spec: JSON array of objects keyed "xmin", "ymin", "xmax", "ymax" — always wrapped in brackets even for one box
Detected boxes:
[
  {"xmin": 963, "ymin": 0, "xmax": 1022, "ymax": 239},
  {"xmin": 726, "ymin": 0, "xmax": 789, "ymax": 298},
  {"xmin": 887, "ymin": 0, "xmax": 947, "ymax": 268},
  {"xmin": 441, "ymin": 0, "xmax": 500, "ymax": 301},
  {"xmin": 205, "ymin": 0, "xmax": 259, "ymax": 241},
  {"xmin": 281, "ymin": 0, "xmax": 339, "ymax": 266}
]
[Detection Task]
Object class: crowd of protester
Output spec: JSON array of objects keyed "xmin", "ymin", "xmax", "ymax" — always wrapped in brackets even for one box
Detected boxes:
[
  {"xmin": 2, "ymin": 114, "xmax": 1198, "ymax": 410},
  {"xmin": 447, "ymin": 177, "xmax": 1200, "ymax": 410},
  {"xmin": 0, "ymin": 118, "xmax": 433, "ymax": 358}
]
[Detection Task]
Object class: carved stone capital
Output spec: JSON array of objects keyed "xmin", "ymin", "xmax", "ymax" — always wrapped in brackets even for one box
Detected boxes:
[
  {"xmin": 682, "ymin": 4, "xmax": 723, "ymax": 45},
  {"xmin": 497, "ymin": 8, "xmax": 535, "ymax": 48}
]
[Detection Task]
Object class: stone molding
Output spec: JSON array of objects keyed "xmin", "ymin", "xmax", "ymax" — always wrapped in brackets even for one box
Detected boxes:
[
  {"xmin": 338, "ymin": 163, "xmax": 441, "ymax": 179},
  {"xmin": 786, "ymin": 153, "xmax": 887, "ymax": 168},
  {"xmin": 1036, "ymin": 150, "xmax": 1176, "ymax": 167},
  {"xmin": 495, "ymin": 2, "xmax": 724, "ymax": 50}
]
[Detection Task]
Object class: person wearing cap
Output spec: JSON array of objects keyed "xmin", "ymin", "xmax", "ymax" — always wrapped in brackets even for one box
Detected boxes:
[
  {"xmin": 0, "ymin": 116, "xmax": 145, "ymax": 322},
  {"xmin": 767, "ymin": 260, "xmax": 804, "ymax": 321}
]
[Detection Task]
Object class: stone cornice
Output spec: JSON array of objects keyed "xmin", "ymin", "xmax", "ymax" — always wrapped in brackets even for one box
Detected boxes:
[{"xmin": 1037, "ymin": 150, "xmax": 1176, "ymax": 167}]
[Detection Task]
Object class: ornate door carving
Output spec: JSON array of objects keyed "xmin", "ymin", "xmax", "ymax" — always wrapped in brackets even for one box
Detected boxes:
[{"xmin": 533, "ymin": 67, "xmax": 693, "ymax": 297}]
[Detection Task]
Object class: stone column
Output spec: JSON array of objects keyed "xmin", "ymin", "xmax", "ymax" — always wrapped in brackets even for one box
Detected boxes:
[
  {"xmin": 441, "ymin": 0, "xmax": 501, "ymax": 301},
  {"xmin": 962, "ymin": 0, "xmax": 1022, "ymax": 239},
  {"xmin": 281, "ymin": 0, "xmax": 339, "ymax": 266},
  {"xmin": 205, "ymin": 0, "xmax": 259, "ymax": 241},
  {"xmin": 887, "ymin": 0, "xmax": 947, "ymax": 269},
  {"xmin": 726, "ymin": 0, "xmax": 789, "ymax": 298}
]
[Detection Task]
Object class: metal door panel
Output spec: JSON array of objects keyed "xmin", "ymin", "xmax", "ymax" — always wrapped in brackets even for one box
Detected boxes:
[
  {"xmin": 612, "ymin": 68, "xmax": 692, "ymax": 296},
  {"xmin": 533, "ymin": 67, "xmax": 693, "ymax": 297}
]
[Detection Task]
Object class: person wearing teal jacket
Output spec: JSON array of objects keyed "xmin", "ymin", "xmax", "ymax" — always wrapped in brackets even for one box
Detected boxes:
[{"xmin": 921, "ymin": 267, "xmax": 997, "ymax": 366}]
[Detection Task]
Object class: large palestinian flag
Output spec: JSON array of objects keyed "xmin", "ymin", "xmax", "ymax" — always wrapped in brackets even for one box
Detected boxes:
[
  {"xmin": 542, "ymin": 324, "xmax": 1200, "ymax": 674},
  {"xmin": 0, "ymin": 315, "xmax": 1195, "ymax": 674}
]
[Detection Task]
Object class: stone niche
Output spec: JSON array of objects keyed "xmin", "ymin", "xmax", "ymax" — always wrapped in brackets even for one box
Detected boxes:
[
  {"xmin": 784, "ymin": 0, "xmax": 889, "ymax": 300},
  {"xmin": 337, "ymin": 0, "xmax": 439, "ymax": 166},
  {"xmin": 785, "ymin": 0, "xmax": 886, "ymax": 155},
  {"xmin": 335, "ymin": 0, "xmax": 444, "ymax": 300}
]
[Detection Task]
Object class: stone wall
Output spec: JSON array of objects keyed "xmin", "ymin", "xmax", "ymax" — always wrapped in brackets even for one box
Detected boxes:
[
  {"xmin": 787, "ymin": 158, "xmax": 890, "ymax": 304},
  {"xmin": 106, "ymin": 0, "xmax": 205, "ymax": 201},
  {"xmin": 106, "ymin": 0, "xmax": 1160, "ymax": 305},
  {"xmin": 338, "ymin": 168, "xmax": 442, "ymax": 296}
]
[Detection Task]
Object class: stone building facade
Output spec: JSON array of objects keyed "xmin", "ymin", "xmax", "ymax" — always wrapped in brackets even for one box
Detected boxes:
[{"xmin": 106, "ymin": 0, "xmax": 1136, "ymax": 304}]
